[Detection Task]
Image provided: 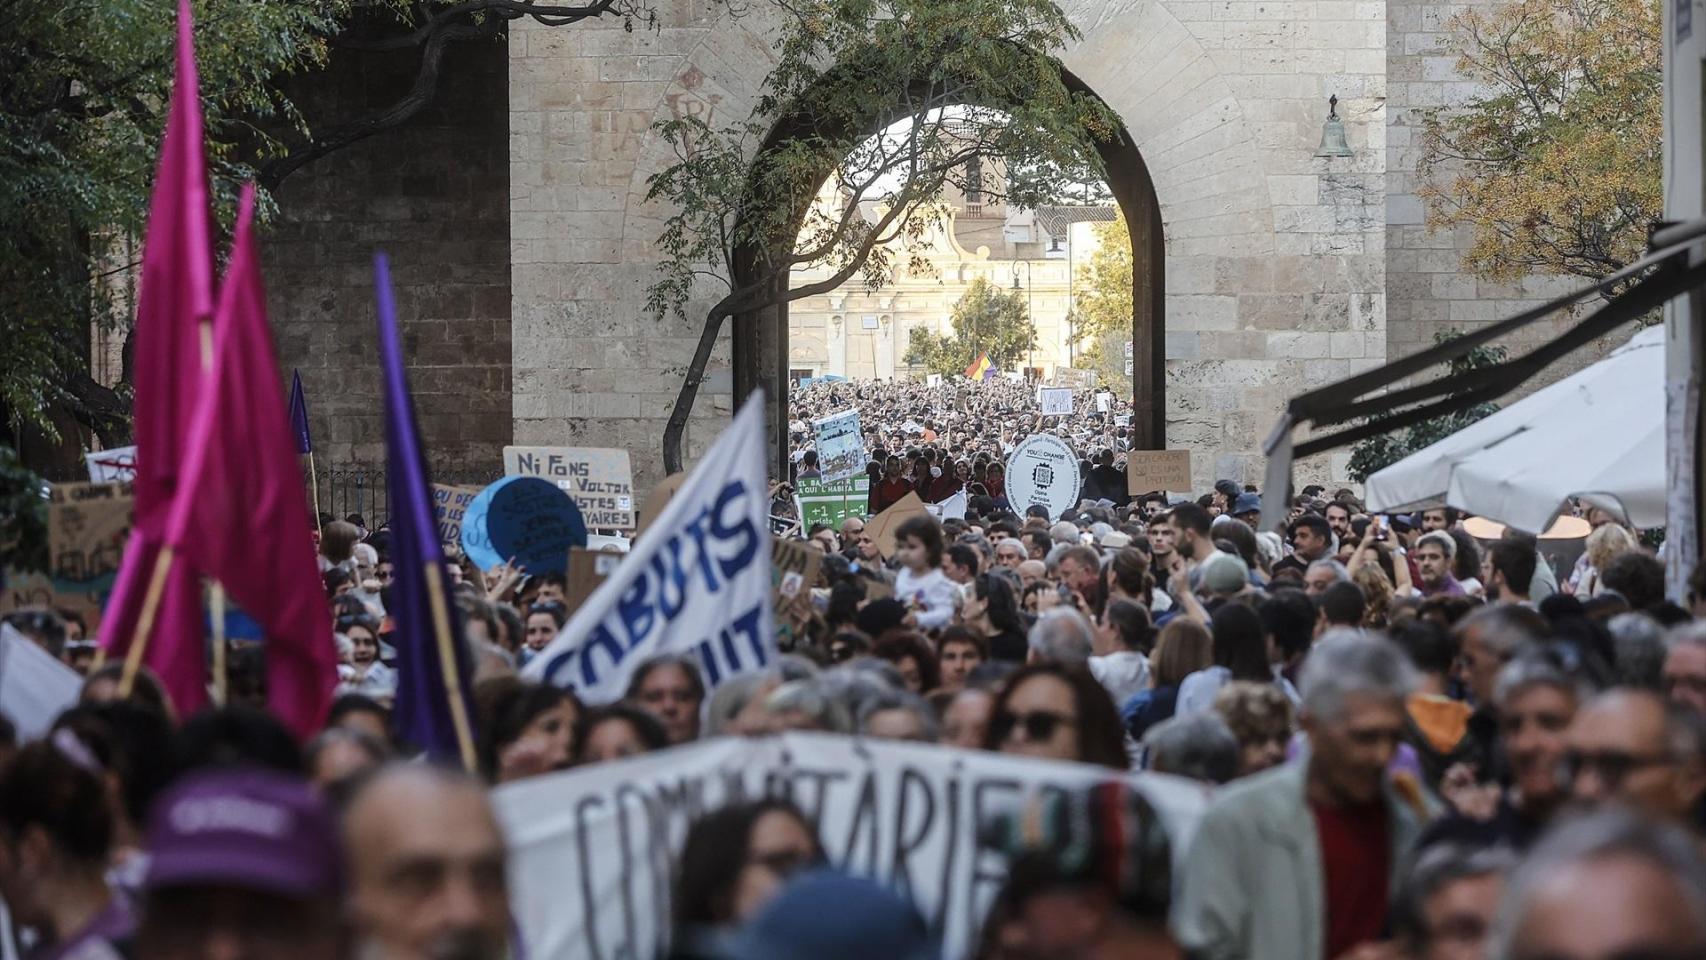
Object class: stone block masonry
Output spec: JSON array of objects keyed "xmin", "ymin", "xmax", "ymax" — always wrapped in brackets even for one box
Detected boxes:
[{"xmin": 265, "ymin": 39, "xmax": 513, "ymax": 470}]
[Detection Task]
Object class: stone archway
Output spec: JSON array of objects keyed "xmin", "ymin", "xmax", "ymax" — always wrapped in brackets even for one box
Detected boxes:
[
  {"xmin": 509, "ymin": 0, "xmax": 1387, "ymax": 489},
  {"xmin": 724, "ymin": 73, "xmax": 1167, "ymax": 470}
]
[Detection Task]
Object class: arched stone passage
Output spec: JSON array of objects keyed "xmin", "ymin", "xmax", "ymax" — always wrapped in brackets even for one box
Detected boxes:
[
  {"xmin": 511, "ymin": 0, "xmax": 1388, "ymax": 489},
  {"xmin": 724, "ymin": 72, "xmax": 1167, "ymax": 470}
]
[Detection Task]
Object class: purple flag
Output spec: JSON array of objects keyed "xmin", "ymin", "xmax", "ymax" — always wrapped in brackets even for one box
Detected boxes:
[
  {"xmin": 375, "ymin": 253, "xmax": 477, "ymax": 768},
  {"xmin": 287, "ymin": 369, "xmax": 312, "ymax": 455}
]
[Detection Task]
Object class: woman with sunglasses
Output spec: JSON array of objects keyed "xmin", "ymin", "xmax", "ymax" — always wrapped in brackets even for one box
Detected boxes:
[
  {"xmin": 959, "ymin": 572, "xmax": 1030, "ymax": 663},
  {"xmin": 670, "ymin": 799, "xmax": 825, "ymax": 959},
  {"xmin": 984, "ymin": 663, "xmax": 1128, "ymax": 769}
]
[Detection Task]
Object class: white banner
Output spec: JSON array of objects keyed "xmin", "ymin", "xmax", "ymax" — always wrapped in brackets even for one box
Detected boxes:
[
  {"xmin": 493, "ymin": 732, "xmax": 1208, "ymax": 960},
  {"xmin": 85, "ymin": 445, "xmax": 138, "ymax": 484},
  {"xmin": 522, "ymin": 396, "xmax": 774, "ymax": 702},
  {"xmin": 0, "ymin": 624, "xmax": 83, "ymax": 741}
]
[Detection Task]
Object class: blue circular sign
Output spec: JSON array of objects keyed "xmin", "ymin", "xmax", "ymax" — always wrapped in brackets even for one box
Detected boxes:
[{"xmin": 485, "ymin": 476, "xmax": 587, "ymax": 576}]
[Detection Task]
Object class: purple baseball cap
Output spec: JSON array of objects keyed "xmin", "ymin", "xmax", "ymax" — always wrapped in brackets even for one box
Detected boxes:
[{"xmin": 144, "ymin": 769, "xmax": 344, "ymax": 900}]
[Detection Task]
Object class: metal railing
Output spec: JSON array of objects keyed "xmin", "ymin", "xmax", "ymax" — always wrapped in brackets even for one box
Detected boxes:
[{"xmin": 311, "ymin": 462, "xmax": 498, "ymax": 530}]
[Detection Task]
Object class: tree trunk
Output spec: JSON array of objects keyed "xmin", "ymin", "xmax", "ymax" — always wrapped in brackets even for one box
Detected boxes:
[{"xmin": 662, "ymin": 301, "xmax": 734, "ymax": 474}]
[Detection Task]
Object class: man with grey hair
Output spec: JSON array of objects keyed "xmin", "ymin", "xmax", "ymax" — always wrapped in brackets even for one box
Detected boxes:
[
  {"xmin": 1564, "ymin": 687, "xmax": 1706, "ymax": 827},
  {"xmin": 1414, "ymin": 529, "xmax": 1465, "ymax": 598},
  {"xmin": 1606, "ymin": 612, "xmax": 1667, "ymax": 689},
  {"xmin": 856, "ymin": 688, "xmax": 939, "ymax": 742},
  {"xmin": 1663, "ymin": 621, "xmax": 1706, "ymax": 717},
  {"xmin": 1174, "ymin": 634, "xmax": 1422, "ymax": 960},
  {"xmin": 1141, "ymin": 712, "xmax": 1240, "ymax": 785},
  {"xmin": 1392, "ymin": 842, "xmax": 1516, "ymax": 960},
  {"xmin": 1454, "ymin": 604, "xmax": 1548, "ymax": 784},
  {"xmin": 1491, "ymin": 809, "xmax": 1706, "ymax": 960},
  {"xmin": 1027, "ymin": 606, "xmax": 1096, "ymax": 668},
  {"xmin": 1303, "ymin": 557, "xmax": 1350, "ymax": 598}
]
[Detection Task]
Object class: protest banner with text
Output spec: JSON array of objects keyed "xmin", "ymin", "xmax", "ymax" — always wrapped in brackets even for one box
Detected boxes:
[
  {"xmin": 1127, "ymin": 450, "xmax": 1194, "ymax": 494},
  {"xmin": 494, "ymin": 732, "xmax": 1207, "ymax": 960},
  {"xmin": 503, "ymin": 446, "xmax": 636, "ymax": 530},
  {"xmin": 521, "ymin": 396, "xmax": 774, "ymax": 703},
  {"xmin": 431, "ymin": 485, "xmax": 480, "ymax": 548},
  {"xmin": 48, "ymin": 482, "xmax": 133, "ymax": 593},
  {"xmin": 794, "ymin": 476, "xmax": 870, "ymax": 528}
]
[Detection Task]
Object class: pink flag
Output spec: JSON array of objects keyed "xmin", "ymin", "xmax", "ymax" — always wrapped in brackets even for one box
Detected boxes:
[
  {"xmin": 97, "ymin": 0, "xmax": 217, "ymax": 716},
  {"xmin": 166, "ymin": 184, "xmax": 338, "ymax": 740}
]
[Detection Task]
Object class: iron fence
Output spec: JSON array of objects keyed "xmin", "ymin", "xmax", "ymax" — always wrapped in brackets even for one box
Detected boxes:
[{"xmin": 309, "ymin": 461, "xmax": 499, "ymax": 530}]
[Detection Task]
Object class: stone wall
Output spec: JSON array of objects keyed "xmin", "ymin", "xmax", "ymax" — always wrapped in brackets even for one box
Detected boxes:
[
  {"xmin": 510, "ymin": 0, "xmax": 1389, "ymax": 491},
  {"xmin": 265, "ymin": 39, "xmax": 513, "ymax": 468}
]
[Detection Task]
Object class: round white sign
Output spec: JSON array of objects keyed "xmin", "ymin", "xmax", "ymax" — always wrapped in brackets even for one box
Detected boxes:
[{"xmin": 1005, "ymin": 434, "xmax": 1081, "ymax": 521}]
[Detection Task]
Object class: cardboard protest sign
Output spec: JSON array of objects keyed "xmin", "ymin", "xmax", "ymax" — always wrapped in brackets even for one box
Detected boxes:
[
  {"xmin": 1005, "ymin": 435, "xmax": 1080, "ymax": 521},
  {"xmin": 770, "ymin": 536, "xmax": 822, "ymax": 605},
  {"xmin": 503, "ymin": 446, "xmax": 636, "ymax": 530},
  {"xmin": 522, "ymin": 396, "xmax": 774, "ymax": 703},
  {"xmin": 795, "ymin": 477, "xmax": 870, "ymax": 528},
  {"xmin": 1038, "ymin": 386, "xmax": 1073, "ymax": 416},
  {"xmin": 0, "ymin": 623, "xmax": 82, "ymax": 741},
  {"xmin": 635, "ymin": 473, "xmax": 688, "ymax": 541},
  {"xmin": 85, "ymin": 445, "xmax": 138, "ymax": 483},
  {"xmin": 563, "ymin": 548, "xmax": 624, "ymax": 611},
  {"xmin": 0, "ymin": 570, "xmax": 104, "ymax": 632},
  {"xmin": 48, "ymin": 482, "xmax": 132, "ymax": 592},
  {"xmin": 493, "ymin": 732, "xmax": 1207, "ymax": 960},
  {"xmin": 1127, "ymin": 450, "xmax": 1194, "ymax": 494},
  {"xmin": 431, "ymin": 485, "xmax": 480, "ymax": 548},
  {"xmin": 812, "ymin": 409, "xmax": 866, "ymax": 483},
  {"xmin": 865, "ymin": 492, "xmax": 927, "ymax": 558}
]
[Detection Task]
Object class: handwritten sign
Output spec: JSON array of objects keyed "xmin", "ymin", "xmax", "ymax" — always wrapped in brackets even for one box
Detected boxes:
[
  {"xmin": 795, "ymin": 477, "xmax": 870, "ymax": 528},
  {"xmin": 771, "ymin": 535, "xmax": 823, "ymax": 605},
  {"xmin": 1038, "ymin": 387, "xmax": 1074, "ymax": 416},
  {"xmin": 48, "ymin": 482, "xmax": 133, "ymax": 592},
  {"xmin": 431, "ymin": 485, "xmax": 480, "ymax": 548},
  {"xmin": 1127, "ymin": 450, "xmax": 1194, "ymax": 494},
  {"xmin": 503, "ymin": 446, "xmax": 636, "ymax": 531},
  {"xmin": 812, "ymin": 409, "xmax": 866, "ymax": 483},
  {"xmin": 486, "ymin": 477, "xmax": 587, "ymax": 576},
  {"xmin": 85, "ymin": 446, "xmax": 138, "ymax": 484}
]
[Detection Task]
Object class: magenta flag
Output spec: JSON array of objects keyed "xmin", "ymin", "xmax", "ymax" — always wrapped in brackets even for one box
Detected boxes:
[
  {"xmin": 97, "ymin": 0, "xmax": 216, "ymax": 716},
  {"xmin": 166, "ymin": 185, "xmax": 337, "ymax": 739}
]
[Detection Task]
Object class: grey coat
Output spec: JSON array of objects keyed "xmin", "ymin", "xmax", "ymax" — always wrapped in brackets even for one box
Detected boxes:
[{"xmin": 1172, "ymin": 759, "xmax": 1423, "ymax": 960}]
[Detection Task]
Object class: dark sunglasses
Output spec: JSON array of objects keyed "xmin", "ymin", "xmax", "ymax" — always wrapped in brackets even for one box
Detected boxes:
[
  {"xmin": 1558, "ymin": 749, "xmax": 1672, "ymax": 789},
  {"xmin": 990, "ymin": 709, "xmax": 1076, "ymax": 744}
]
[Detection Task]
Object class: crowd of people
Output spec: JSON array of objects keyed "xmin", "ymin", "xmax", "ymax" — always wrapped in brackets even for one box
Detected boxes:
[{"xmin": 5, "ymin": 377, "xmax": 1706, "ymax": 960}]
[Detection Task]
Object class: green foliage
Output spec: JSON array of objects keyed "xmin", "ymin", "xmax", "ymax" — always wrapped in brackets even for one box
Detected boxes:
[
  {"xmin": 1074, "ymin": 213, "xmax": 1132, "ymax": 346},
  {"xmin": 0, "ymin": 446, "xmax": 49, "ymax": 574},
  {"xmin": 904, "ymin": 276, "xmax": 1034, "ymax": 375},
  {"xmin": 1419, "ymin": 0, "xmax": 1661, "ymax": 282},
  {"xmin": 1, "ymin": 0, "xmax": 349, "ymax": 443},
  {"xmin": 643, "ymin": 0, "xmax": 1116, "ymax": 337},
  {"xmin": 1347, "ymin": 332, "xmax": 1509, "ymax": 483}
]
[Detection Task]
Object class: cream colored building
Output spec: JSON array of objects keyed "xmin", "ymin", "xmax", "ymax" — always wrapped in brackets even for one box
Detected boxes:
[{"xmin": 785, "ymin": 187, "xmax": 1117, "ymax": 382}]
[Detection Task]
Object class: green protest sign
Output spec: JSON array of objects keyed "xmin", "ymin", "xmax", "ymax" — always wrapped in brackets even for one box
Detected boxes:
[{"xmin": 794, "ymin": 477, "xmax": 870, "ymax": 528}]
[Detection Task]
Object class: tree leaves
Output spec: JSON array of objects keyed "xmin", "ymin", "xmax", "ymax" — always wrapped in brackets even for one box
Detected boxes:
[
  {"xmin": 903, "ymin": 276, "xmax": 1035, "ymax": 374},
  {"xmin": 1419, "ymin": 0, "xmax": 1661, "ymax": 283}
]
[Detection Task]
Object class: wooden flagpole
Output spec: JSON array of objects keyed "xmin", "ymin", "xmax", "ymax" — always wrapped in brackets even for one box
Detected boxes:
[
  {"xmin": 422, "ymin": 567, "xmax": 477, "ymax": 772},
  {"xmin": 118, "ymin": 545, "xmax": 176, "ymax": 698},
  {"xmin": 209, "ymin": 582, "xmax": 227, "ymax": 705},
  {"xmin": 307, "ymin": 451, "xmax": 323, "ymax": 535}
]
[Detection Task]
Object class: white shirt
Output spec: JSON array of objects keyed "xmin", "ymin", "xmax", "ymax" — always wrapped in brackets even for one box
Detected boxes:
[
  {"xmin": 894, "ymin": 567, "xmax": 960, "ymax": 630},
  {"xmin": 1090, "ymin": 651, "xmax": 1152, "ymax": 704}
]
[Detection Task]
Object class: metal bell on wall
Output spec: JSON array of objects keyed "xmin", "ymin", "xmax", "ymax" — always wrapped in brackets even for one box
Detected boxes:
[{"xmin": 1315, "ymin": 94, "xmax": 1354, "ymax": 158}]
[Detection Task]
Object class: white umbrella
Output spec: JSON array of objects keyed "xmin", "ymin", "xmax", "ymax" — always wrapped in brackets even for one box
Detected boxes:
[{"xmin": 1364, "ymin": 326, "xmax": 1665, "ymax": 534}]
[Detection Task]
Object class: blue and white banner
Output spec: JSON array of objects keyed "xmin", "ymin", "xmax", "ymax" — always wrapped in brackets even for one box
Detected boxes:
[{"xmin": 523, "ymin": 395, "xmax": 774, "ymax": 702}]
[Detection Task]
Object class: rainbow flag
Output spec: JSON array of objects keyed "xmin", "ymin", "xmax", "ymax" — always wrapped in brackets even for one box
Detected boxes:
[{"xmin": 965, "ymin": 353, "xmax": 994, "ymax": 380}]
